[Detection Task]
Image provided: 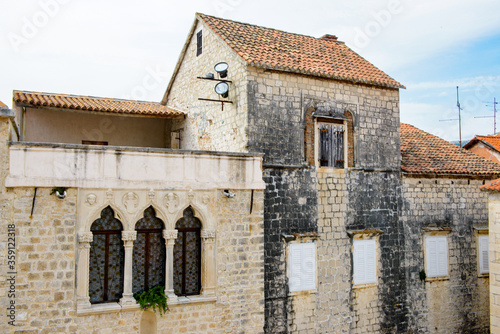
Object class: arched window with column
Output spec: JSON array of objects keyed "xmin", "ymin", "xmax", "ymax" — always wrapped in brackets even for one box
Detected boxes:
[
  {"xmin": 132, "ymin": 206, "xmax": 166, "ymax": 294},
  {"xmin": 89, "ymin": 206, "xmax": 124, "ymax": 303},
  {"xmin": 174, "ymin": 206, "xmax": 202, "ymax": 296}
]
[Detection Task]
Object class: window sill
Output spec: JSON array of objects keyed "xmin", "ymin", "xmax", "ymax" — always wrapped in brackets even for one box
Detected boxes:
[
  {"xmin": 288, "ymin": 289, "xmax": 317, "ymax": 297},
  {"xmin": 353, "ymin": 282, "xmax": 377, "ymax": 289},
  {"xmin": 425, "ymin": 276, "xmax": 449, "ymax": 282},
  {"xmin": 478, "ymin": 273, "xmax": 489, "ymax": 278},
  {"xmin": 76, "ymin": 294, "xmax": 218, "ymax": 315}
]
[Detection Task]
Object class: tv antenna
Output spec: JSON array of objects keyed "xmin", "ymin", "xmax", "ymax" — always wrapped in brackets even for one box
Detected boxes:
[
  {"xmin": 439, "ymin": 86, "xmax": 463, "ymax": 148},
  {"xmin": 475, "ymin": 98, "xmax": 498, "ymax": 134}
]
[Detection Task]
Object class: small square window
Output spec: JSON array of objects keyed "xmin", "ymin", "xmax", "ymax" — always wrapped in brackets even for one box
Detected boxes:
[
  {"xmin": 196, "ymin": 30, "xmax": 202, "ymax": 56},
  {"xmin": 478, "ymin": 234, "xmax": 489, "ymax": 275},
  {"xmin": 288, "ymin": 242, "xmax": 316, "ymax": 292},
  {"xmin": 425, "ymin": 236, "xmax": 448, "ymax": 277},
  {"xmin": 353, "ymin": 239, "xmax": 377, "ymax": 285},
  {"xmin": 318, "ymin": 122, "xmax": 345, "ymax": 168}
]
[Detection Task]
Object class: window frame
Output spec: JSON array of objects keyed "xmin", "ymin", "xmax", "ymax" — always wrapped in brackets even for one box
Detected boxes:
[
  {"xmin": 478, "ymin": 234, "xmax": 489, "ymax": 275},
  {"xmin": 288, "ymin": 242, "xmax": 317, "ymax": 293},
  {"xmin": 424, "ymin": 234, "xmax": 449, "ymax": 279},
  {"xmin": 314, "ymin": 118, "xmax": 347, "ymax": 169}
]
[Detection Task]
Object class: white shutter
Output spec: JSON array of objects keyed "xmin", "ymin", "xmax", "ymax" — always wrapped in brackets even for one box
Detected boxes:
[
  {"xmin": 353, "ymin": 239, "xmax": 377, "ymax": 285},
  {"xmin": 426, "ymin": 236, "xmax": 448, "ymax": 277},
  {"xmin": 289, "ymin": 243, "xmax": 316, "ymax": 292},
  {"xmin": 479, "ymin": 235, "xmax": 489, "ymax": 274}
]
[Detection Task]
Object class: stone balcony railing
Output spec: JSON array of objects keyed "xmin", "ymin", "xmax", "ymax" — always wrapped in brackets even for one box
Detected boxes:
[{"xmin": 6, "ymin": 142, "xmax": 265, "ymax": 190}]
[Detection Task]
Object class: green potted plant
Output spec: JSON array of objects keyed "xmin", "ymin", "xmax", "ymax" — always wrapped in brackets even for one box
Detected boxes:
[{"xmin": 134, "ymin": 285, "xmax": 168, "ymax": 316}]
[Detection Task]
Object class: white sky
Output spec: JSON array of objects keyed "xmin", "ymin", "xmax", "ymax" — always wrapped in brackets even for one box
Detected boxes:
[{"xmin": 2, "ymin": 0, "xmax": 500, "ymax": 142}]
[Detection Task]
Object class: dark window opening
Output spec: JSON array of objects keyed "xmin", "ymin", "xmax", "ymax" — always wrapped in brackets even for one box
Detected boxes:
[
  {"xmin": 196, "ymin": 30, "xmax": 203, "ymax": 56},
  {"xmin": 319, "ymin": 123, "xmax": 345, "ymax": 168},
  {"xmin": 133, "ymin": 206, "xmax": 166, "ymax": 295},
  {"xmin": 174, "ymin": 206, "xmax": 202, "ymax": 296},
  {"xmin": 82, "ymin": 140, "xmax": 108, "ymax": 146},
  {"xmin": 89, "ymin": 206, "xmax": 124, "ymax": 304}
]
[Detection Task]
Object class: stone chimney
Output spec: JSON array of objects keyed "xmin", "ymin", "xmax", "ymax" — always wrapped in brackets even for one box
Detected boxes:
[{"xmin": 320, "ymin": 34, "xmax": 338, "ymax": 42}]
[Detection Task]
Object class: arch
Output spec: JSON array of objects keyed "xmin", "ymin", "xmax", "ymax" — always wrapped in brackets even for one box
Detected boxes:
[
  {"xmin": 172, "ymin": 203, "xmax": 210, "ymax": 230},
  {"xmin": 89, "ymin": 206, "xmax": 125, "ymax": 304},
  {"xmin": 132, "ymin": 206, "xmax": 166, "ymax": 295},
  {"xmin": 132, "ymin": 203, "xmax": 170, "ymax": 231},
  {"xmin": 85, "ymin": 203, "xmax": 128, "ymax": 232},
  {"xmin": 173, "ymin": 206, "xmax": 202, "ymax": 296}
]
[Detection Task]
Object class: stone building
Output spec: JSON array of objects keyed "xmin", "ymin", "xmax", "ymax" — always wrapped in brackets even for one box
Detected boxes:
[
  {"xmin": 0, "ymin": 92, "xmax": 266, "ymax": 333},
  {"xmin": 465, "ymin": 134, "xmax": 500, "ymax": 165},
  {"xmin": 400, "ymin": 123, "xmax": 500, "ymax": 333},
  {"xmin": 162, "ymin": 13, "xmax": 500, "ymax": 333},
  {"xmin": 2, "ymin": 12, "xmax": 499, "ymax": 334}
]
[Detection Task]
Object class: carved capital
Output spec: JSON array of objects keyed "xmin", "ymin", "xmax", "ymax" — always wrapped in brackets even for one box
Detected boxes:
[
  {"xmin": 121, "ymin": 231, "xmax": 137, "ymax": 241},
  {"xmin": 201, "ymin": 230, "xmax": 216, "ymax": 240},
  {"xmin": 163, "ymin": 230, "xmax": 178, "ymax": 240},
  {"xmin": 78, "ymin": 232, "xmax": 93, "ymax": 244}
]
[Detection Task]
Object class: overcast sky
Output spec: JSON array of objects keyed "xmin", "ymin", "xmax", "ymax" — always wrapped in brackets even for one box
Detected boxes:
[{"xmin": 2, "ymin": 0, "xmax": 500, "ymax": 142}]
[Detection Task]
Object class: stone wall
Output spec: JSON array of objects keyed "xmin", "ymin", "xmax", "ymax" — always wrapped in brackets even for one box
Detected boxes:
[
  {"xmin": 164, "ymin": 19, "xmax": 249, "ymax": 152},
  {"xmin": 488, "ymin": 192, "xmax": 500, "ymax": 334},
  {"xmin": 401, "ymin": 177, "xmax": 491, "ymax": 333},
  {"xmin": 0, "ymin": 115, "xmax": 266, "ymax": 333}
]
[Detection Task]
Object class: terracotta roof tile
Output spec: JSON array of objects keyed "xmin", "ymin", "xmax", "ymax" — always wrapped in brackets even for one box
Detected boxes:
[
  {"xmin": 13, "ymin": 91, "xmax": 185, "ymax": 118},
  {"xmin": 198, "ymin": 13, "xmax": 404, "ymax": 89},
  {"xmin": 401, "ymin": 123, "xmax": 500, "ymax": 176},
  {"xmin": 464, "ymin": 134, "xmax": 500, "ymax": 152},
  {"xmin": 481, "ymin": 178, "xmax": 500, "ymax": 191}
]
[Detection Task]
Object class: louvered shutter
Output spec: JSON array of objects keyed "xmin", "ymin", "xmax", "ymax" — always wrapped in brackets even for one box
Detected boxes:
[
  {"xmin": 353, "ymin": 239, "xmax": 377, "ymax": 285},
  {"xmin": 479, "ymin": 235, "xmax": 489, "ymax": 274},
  {"xmin": 426, "ymin": 236, "xmax": 448, "ymax": 277},
  {"xmin": 289, "ymin": 243, "xmax": 316, "ymax": 291},
  {"xmin": 318, "ymin": 123, "xmax": 345, "ymax": 168}
]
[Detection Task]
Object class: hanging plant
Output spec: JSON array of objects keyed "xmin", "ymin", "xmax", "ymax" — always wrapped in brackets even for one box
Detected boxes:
[
  {"xmin": 50, "ymin": 187, "xmax": 68, "ymax": 199},
  {"xmin": 134, "ymin": 285, "xmax": 169, "ymax": 316}
]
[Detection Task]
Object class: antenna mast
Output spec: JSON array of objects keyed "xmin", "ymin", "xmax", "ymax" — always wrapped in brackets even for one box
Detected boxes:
[{"xmin": 457, "ymin": 86, "xmax": 462, "ymax": 149}]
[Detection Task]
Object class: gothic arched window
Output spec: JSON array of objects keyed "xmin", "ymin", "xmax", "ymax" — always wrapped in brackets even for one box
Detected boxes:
[
  {"xmin": 174, "ymin": 207, "xmax": 202, "ymax": 296},
  {"xmin": 132, "ymin": 206, "xmax": 166, "ymax": 294},
  {"xmin": 89, "ymin": 206, "xmax": 124, "ymax": 303}
]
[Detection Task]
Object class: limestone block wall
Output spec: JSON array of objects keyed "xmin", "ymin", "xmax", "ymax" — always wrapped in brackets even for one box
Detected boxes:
[
  {"xmin": 488, "ymin": 192, "xmax": 500, "ymax": 334},
  {"xmin": 165, "ymin": 19, "xmax": 249, "ymax": 152},
  {"xmin": 401, "ymin": 177, "xmax": 491, "ymax": 333}
]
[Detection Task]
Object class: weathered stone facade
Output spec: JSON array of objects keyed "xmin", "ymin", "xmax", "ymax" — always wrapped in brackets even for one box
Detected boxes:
[
  {"xmin": 401, "ymin": 177, "xmax": 491, "ymax": 334},
  {"xmin": 487, "ymin": 192, "xmax": 500, "ymax": 334},
  {"xmin": 0, "ymin": 113, "xmax": 266, "ymax": 333}
]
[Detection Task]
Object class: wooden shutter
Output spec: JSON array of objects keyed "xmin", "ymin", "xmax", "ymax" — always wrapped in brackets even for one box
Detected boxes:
[
  {"xmin": 353, "ymin": 239, "xmax": 377, "ymax": 285},
  {"xmin": 426, "ymin": 236, "xmax": 448, "ymax": 277},
  {"xmin": 479, "ymin": 235, "xmax": 489, "ymax": 274},
  {"xmin": 196, "ymin": 30, "xmax": 202, "ymax": 56},
  {"xmin": 289, "ymin": 243, "xmax": 316, "ymax": 291},
  {"xmin": 318, "ymin": 123, "xmax": 344, "ymax": 168}
]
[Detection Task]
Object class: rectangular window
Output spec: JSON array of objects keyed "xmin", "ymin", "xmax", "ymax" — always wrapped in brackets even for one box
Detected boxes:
[
  {"xmin": 196, "ymin": 30, "xmax": 203, "ymax": 56},
  {"xmin": 478, "ymin": 234, "xmax": 489, "ymax": 274},
  {"xmin": 289, "ymin": 243, "xmax": 316, "ymax": 292},
  {"xmin": 318, "ymin": 123, "xmax": 344, "ymax": 168},
  {"xmin": 425, "ymin": 236, "xmax": 448, "ymax": 277},
  {"xmin": 353, "ymin": 239, "xmax": 377, "ymax": 285}
]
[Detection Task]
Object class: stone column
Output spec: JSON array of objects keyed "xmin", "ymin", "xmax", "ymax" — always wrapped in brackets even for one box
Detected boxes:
[
  {"xmin": 120, "ymin": 231, "xmax": 137, "ymax": 309},
  {"xmin": 201, "ymin": 229, "xmax": 216, "ymax": 297},
  {"xmin": 163, "ymin": 230, "xmax": 178, "ymax": 303},
  {"xmin": 76, "ymin": 232, "xmax": 93, "ymax": 310}
]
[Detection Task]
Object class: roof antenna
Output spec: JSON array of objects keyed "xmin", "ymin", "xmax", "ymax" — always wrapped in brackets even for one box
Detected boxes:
[{"xmin": 438, "ymin": 86, "xmax": 463, "ymax": 149}]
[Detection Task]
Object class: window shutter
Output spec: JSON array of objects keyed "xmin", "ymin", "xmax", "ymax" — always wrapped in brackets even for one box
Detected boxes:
[
  {"xmin": 318, "ymin": 123, "xmax": 344, "ymax": 168},
  {"xmin": 353, "ymin": 239, "xmax": 376, "ymax": 285},
  {"xmin": 426, "ymin": 236, "xmax": 448, "ymax": 277},
  {"xmin": 196, "ymin": 30, "xmax": 203, "ymax": 56},
  {"xmin": 289, "ymin": 243, "xmax": 316, "ymax": 291},
  {"xmin": 479, "ymin": 235, "xmax": 489, "ymax": 274}
]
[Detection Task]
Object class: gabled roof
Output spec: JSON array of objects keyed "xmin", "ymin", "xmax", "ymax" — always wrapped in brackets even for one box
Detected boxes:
[
  {"xmin": 162, "ymin": 13, "xmax": 404, "ymax": 103},
  {"xmin": 481, "ymin": 178, "xmax": 500, "ymax": 191},
  {"xmin": 198, "ymin": 14, "xmax": 404, "ymax": 89},
  {"xmin": 14, "ymin": 91, "xmax": 185, "ymax": 118},
  {"xmin": 464, "ymin": 134, "xmax": 500, "ymax": 153},
  {"xmin": 400, "ymin": 123, "xmax": 500, "ymax": 177}
]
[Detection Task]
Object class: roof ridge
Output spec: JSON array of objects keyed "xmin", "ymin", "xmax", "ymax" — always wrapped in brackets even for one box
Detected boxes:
[
  {"xmin": 197, "ymin": 13, "xmax": 329, "ymax": 43},
  {"xmin": 13, "ymin": 90, "xmax": 162, "ymax": 105}
]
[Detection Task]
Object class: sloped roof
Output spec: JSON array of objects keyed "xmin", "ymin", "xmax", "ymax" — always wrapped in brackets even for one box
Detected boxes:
[
  {"xmin": 400, "ymin": 123, "xmax": 500, "ymax": 177},
  {"xmin": 464, "ymin": 134, "xmax": 500, "ymax": 153},
  {"xmin": 481, "ymin": 178, "xmax": 500, "ymax": 191},
  {"xmin": 14, "ymin": 91, "xmax": 185, "ymax": 118},
  {"xmin": 197, "ymin": 13, "xmax": 404, "ymax": 89}
]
